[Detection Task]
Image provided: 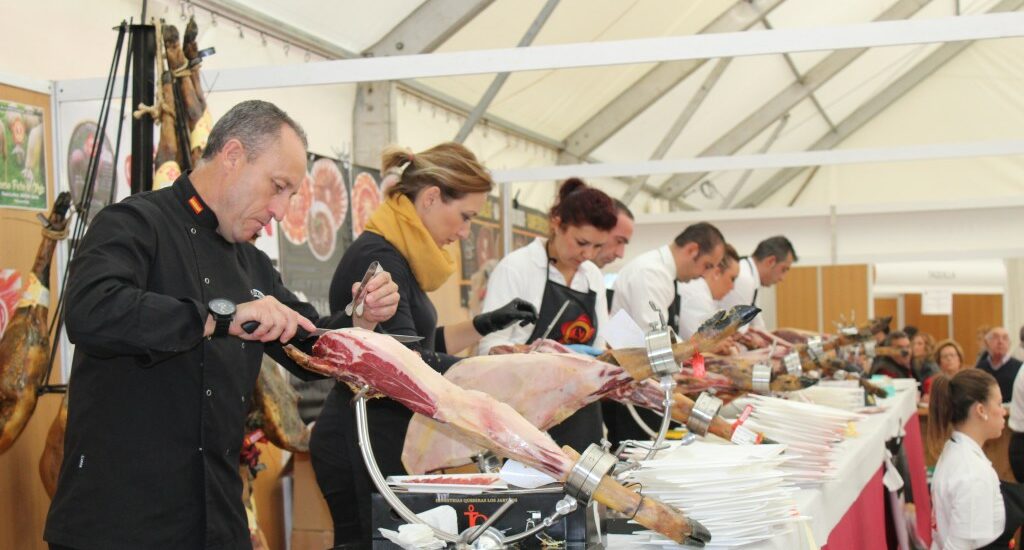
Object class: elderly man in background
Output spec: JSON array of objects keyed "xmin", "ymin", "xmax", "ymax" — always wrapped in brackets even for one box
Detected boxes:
[{"xmin": 978, "ymin": 327, "xmax": 1023, "ymax": 406}]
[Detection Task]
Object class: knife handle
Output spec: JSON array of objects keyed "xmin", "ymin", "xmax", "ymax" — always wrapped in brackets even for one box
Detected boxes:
[{"xmin": 240, "ymin": 321, "xmax": 313, "ymax": 341}]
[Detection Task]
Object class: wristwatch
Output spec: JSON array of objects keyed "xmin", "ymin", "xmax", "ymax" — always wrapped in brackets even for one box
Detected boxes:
[{"xmin": 208, "ymin": 298, "xmax": 236, "ymax": 337}]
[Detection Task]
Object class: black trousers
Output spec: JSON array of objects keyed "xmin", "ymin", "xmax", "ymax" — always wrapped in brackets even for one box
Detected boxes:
[
  {"xmin": 978, "ymin": 481, "xmax": 1024, "ymax": 550},
  {"xmin": 1009, "ymin": 431, "xmax": 1024, "ymax": 483}
]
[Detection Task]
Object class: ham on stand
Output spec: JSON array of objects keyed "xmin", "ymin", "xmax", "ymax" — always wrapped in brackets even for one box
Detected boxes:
[
  {"xmin": 402, "ymin": 305, "xmax": 764, "ymax": 474},
  {"xmin": 285, "ymin": 328, "xmax": 710, "ymax": 546}
]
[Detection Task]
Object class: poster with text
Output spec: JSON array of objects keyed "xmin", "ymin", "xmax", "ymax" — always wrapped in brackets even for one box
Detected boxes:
[{"xmin": 0, "ymin": 100, "xmax": 47, "ymax": 210}]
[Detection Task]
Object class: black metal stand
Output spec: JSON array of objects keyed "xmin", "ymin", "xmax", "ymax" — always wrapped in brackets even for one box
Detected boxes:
[
  {"xmin": 130, "ymin": 24, "xmax": 156, "ymax": 194},
  {"xmin": 38, "ymin": 20, "xmax": 154, "ymax": 396}
]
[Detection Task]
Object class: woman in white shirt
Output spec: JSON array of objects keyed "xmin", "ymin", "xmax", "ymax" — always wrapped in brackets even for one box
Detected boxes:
[
  {"xmin": 928, "ymin": 369, "xmax": 1024, "ymax": 549},
  {"xmin": 478, "ymin": 177, "xmax": 618, "ymax": 452}
]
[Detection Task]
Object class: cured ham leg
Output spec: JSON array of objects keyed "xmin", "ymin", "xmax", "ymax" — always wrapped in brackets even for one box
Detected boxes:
[
  {"xmin": 39, "ymin": 392, "xmax": 68, "ymax": 497},
  {"xmin": 601, "ymin": 305, "xmax": 760, "ymax": 380},
  {"xmin": 284, "ymin": 329, "xmax": 708, "ymax": 545},
  {"xmin": 251, "ymin": 357, "xmax": 310, "ymax": 452},
  {"xmin": 0, "ymin": 193, "xmax": 72, "ymax": 453},
  {"xmin": 609, "ymin": 379, "xmax": 741, "ymax": 441},
  {"xmin": 403, "ymin": 352, "xmax": 634, "ymax": 474}
]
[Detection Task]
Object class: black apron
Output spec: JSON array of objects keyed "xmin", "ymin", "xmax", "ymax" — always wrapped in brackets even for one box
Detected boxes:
[
  {"xmin": 527, "ymin": 258, "xmax": 604, "ymax": 454},
  {"xmin": 980, "ymin": 481, "xmax": 1024, "ymax": 550}
]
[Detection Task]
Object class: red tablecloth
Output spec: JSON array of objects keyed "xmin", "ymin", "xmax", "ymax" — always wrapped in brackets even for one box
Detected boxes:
[
  {"xmin": 821, "ymin": 413, "xmax": 932, "ymax": 549},
  {"xmin": 903, "ymin": 412, "xmax": 933, "ymax": 547},
  {"xmin": 822, "ymin": 467, "xmax": 888, "ymax": 550}
]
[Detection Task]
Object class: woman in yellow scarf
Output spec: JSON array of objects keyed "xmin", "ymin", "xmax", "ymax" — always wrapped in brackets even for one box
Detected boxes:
[{"xmin": 310, "ymin": 142, "xmax": 537, "ymax": 546}]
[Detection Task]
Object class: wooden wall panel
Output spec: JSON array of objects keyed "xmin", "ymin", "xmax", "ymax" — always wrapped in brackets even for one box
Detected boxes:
[
  {"xmin": 0, "ymin": 83, "xmax": 57, "ymax": 550},
  {"xmin": 953, "ymin": 294, "xmax": 1004, "ymax": 362},
  {"xmin": 903, "ymin": 293, "xmax": 950, "ymax": 341},
  {"xmin": 775, "ymin": 266, "xmax": 820, "ymax": 331},
  {"xmin": 822, "ymin": 265, "xmax": 869, "ymax": 333},
  {"xmin": 874, "ymin": 297, "xmax": 898, "ymax": 331}
]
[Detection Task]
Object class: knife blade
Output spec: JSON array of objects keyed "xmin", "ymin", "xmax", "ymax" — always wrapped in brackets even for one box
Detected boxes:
[
  {"xmin": 540, "ymin": 299, "xmax": 571, "ymax": 341},
  {"xmin": 240, "ymin": 322, "xmax": 423, "ymax": 344}
]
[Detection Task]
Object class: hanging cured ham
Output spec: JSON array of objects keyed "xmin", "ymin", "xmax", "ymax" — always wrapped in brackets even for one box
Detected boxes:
[{"xmin": 0, "ymin": 192, "xmax": 73, "ymax": 453}]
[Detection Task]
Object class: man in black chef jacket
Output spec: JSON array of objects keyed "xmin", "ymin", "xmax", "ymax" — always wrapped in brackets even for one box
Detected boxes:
[{"xmin": 44, "ymin": 100, "xmax": 399, "ymax": 550}]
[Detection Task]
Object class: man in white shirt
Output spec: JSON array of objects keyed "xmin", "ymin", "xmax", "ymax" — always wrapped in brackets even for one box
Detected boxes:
[
  {"xmin": 610, "ymin": 222, "xmax": 725, "ymax": 331},
  {"xmin": 593, "ymin": 200, "xmax": 635, "ymax": 270},
  {"xmin": 717, "ymin": 235, "xmax": 797, "ymax": 331},
  {"xmin": 676, "ymin": 244, "xmax": 740, "ymax": 339},
  {"xmin": 594, "ymin": 200, "xmax": 635, "ymax": 309}
]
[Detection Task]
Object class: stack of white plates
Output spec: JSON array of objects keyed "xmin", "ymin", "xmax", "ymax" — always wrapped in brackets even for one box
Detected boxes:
[
  {"xmin": 614, "ymin": 440, "xmax": 807, "ymax": 548},
  {"xmin": 737, "ymin": 394, "xmax": 864, "ymax": 486},
  {"xmin": 792, "ymin": 381, "xmax": 866, "ymax": 411}
]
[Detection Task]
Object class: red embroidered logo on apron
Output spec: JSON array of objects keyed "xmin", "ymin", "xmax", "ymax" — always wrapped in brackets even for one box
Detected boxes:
[{"xmin": 560, "ymin": 313, "xmax": 595, "ymax": 344}]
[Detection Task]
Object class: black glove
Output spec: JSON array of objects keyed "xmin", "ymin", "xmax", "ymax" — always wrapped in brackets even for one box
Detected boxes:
[{"xmin": 473, "ymin": 298, "xmax": 539, "ymax": 336}]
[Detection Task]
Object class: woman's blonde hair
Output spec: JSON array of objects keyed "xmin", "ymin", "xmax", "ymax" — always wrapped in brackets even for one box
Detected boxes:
[
  {"xmin": 381, "ymin": 142, "xmax": 493, "ymax": 201},
  {"xmin": 913, "ymin": 332, "xmax": 936, "ymax": 358}
]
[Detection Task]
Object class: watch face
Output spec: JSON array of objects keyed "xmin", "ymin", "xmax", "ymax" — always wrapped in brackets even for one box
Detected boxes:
[{"xmin": 209, "ymin": 299, "xmax": 235, "ymax": 316}]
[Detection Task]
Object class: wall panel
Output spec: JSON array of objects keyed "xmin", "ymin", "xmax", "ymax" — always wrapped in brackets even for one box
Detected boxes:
[
  {"xmin": 775, "ymin": 266, "xmax": 820, "ymax": 331},
  {"xmin": 822, "ymin": 265, "xmax": 869, "ymax": 333},
  {"xmin": 953, "ymin": 294, "xmax": 1004, "ymax": 362},
  {"xmin": 874, "ymin": 297, "xmax": 898, "ymax": 331},
  {"xmin": 903, "ymin": 293, "xmax": 951, "ymax": 341}
]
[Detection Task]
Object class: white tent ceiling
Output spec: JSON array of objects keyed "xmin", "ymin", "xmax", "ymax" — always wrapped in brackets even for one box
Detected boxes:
[
  {"xmin": 230, "ymin": 0, "xmax": 1024, "ymax": 212},
  {"xmin": 3, "ymin": 0, "xmax": 1022, "ymax": 213}
]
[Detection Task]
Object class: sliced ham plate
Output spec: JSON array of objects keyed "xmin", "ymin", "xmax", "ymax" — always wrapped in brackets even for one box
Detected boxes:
[
  {"xmin": 387, "ymin": 474, "xmax": 506, "ymax": 494},
  {"xmin": 351, "ymin": 171, "xmax": 381, "ymax": 238},
  {"xmin": 282, "ymin": 174, "xmax": 313, "ymax": 245},
  {"xmin": 306, "ymin": 202, "xmax": 336, "ymax": 261}
]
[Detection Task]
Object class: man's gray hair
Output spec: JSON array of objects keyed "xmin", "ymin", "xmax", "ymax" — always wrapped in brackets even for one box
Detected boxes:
[{"xmin": 201, "ymin": 100, "xmax": 308, "ymax": 162}]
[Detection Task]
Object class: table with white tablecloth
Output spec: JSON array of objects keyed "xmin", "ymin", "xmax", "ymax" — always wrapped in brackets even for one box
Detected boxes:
[{"xmin": 750, "ymin": 378, "xmax": 924, "ymax": 550}]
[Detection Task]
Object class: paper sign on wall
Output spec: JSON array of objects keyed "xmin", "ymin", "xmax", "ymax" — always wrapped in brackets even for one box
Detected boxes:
[{"xmin": 921, "ymin": 290, "xmax": 953, "ymax": 315}]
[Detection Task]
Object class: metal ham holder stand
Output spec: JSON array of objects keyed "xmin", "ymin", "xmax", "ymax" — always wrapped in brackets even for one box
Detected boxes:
[
  {"xmin": 352, "ymin": 386, "xmax": 609, "ymax": 548},
  {"xmin": 622, "ymin": 302, "xmax": 723, "ymax": 458}
]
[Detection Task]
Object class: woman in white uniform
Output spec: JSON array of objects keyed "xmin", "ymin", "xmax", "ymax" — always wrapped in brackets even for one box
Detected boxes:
[
  {"xmin": 479, "ymin": 177, "xmax": 618, "ymax": 452},
  {"xmin": 928, "ymin": 369, "xmax": 1024, "ymax": 549}
]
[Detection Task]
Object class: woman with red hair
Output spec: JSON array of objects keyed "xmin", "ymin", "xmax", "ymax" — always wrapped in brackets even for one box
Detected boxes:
[{"xmin": 478, "ymin": 177, "xmax": 618, "ymax": 451}]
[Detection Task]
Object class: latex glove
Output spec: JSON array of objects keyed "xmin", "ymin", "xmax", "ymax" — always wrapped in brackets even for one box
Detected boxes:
[
  {"xmin": 565, "ymin": 343, "xmax": 604, "ymax": 357},
  {"xmin": 473, "ymin": 298, "xmax": 538, "ymax": 335}
]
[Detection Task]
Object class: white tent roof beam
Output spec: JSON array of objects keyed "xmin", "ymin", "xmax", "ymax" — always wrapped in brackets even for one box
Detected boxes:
[
  {"xmin": 55, "ymin": 12, "xmax": 1024, "ymax": 102},
  {"xmin": 560, "ymin": 0, "xmax": 785, "ymax": 160},
  {"xmin": 490, "ymin": 139, "xmax": 1024, "ymax": 183}
]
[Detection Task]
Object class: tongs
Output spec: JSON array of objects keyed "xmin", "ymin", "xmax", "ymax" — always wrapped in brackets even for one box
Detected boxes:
[{"xmin": 345, "ymin": 261, "xmax": 382, "ymax": 317}]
